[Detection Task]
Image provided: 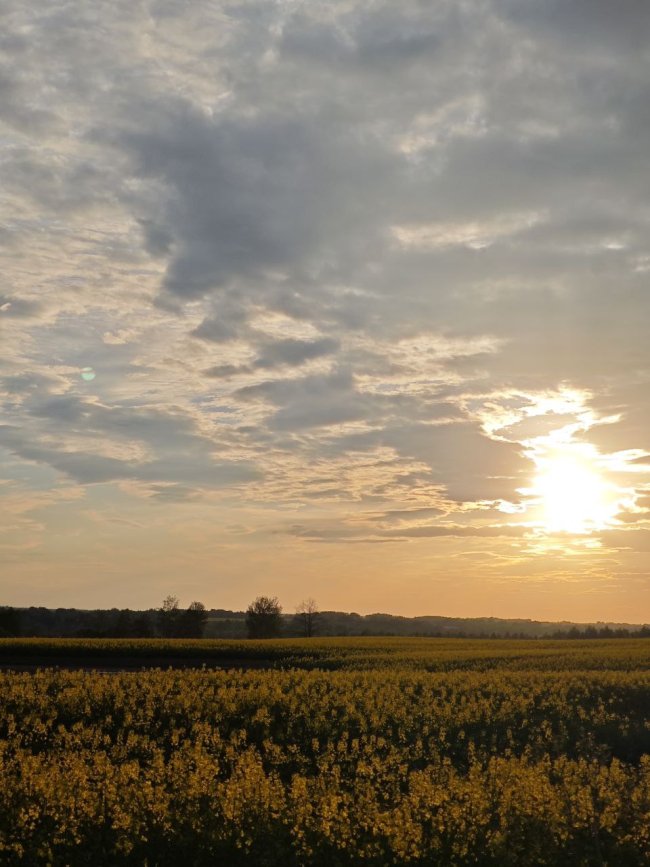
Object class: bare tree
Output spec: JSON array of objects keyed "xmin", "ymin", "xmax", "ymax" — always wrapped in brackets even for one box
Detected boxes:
[
  {"xmin": 246, "ymin": 596, "xmax": 282, "ymax": 639},
  {"xmin": 296, "ymin": 597, "xmax": 319, "ymax": 638}
]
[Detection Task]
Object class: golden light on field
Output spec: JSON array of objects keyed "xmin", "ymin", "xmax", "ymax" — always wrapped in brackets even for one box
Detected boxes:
[{"xmin": 520, "ymin": 441, "xmax": 625, "ymax": 535}]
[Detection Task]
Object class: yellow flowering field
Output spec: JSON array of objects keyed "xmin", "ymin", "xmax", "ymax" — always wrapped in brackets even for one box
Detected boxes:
[
  {"xmin": 2, "ymin": 639, "xmax": 650, "ymax": 864},
  {"xmin": 4, "ymin": 635, "xmax": 650, "ymax": 670}
]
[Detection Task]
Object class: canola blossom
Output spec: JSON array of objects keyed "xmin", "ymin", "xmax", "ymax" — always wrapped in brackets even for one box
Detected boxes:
[{"xmin": 1, "ymin": 638, "xmax": 650, "ymax": 865}]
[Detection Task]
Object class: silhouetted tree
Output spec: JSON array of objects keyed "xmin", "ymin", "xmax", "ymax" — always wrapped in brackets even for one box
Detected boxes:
[
  {"xmin": 0, "ymin": 606, "xmax": 22, "ymax": 637},
  {"xmin": 246, "ymin": 596, "xmax": 282, "ymax": 639},
  {"xmin": 178, "ymin": 601, "xmax": 208, "ymax": 638},
  {"xmin": 158, "ymin": 595, "xmax": 180, "ymax": 638},
  {"xmin": 133, "ymin": 612, "xmax": 154, "ymax": 637},
  {"xmin": 296, "ymin": 598, "xmax": 319, "ymax": 637},
  {"xmin": 113, "ymin": 609, "xmax": 134, "ymax": 637}
]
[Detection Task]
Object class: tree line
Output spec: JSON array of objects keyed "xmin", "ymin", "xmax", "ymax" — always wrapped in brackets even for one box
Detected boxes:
[
  {"xmin": 0, "ymin": 597, "xmax": 319, "ymax": 639},
  {"xmin": 2, "ymin": 602, "xmax": 649, "ymax": 640}
]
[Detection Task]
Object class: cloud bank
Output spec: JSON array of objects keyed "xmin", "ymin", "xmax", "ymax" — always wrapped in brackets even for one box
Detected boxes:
[{"xmin": 1, "ymin": 0, "xmax": 649, "ymax": 616}]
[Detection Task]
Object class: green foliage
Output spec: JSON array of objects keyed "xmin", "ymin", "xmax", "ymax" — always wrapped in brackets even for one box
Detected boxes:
[{"xmin": 2, "ymin": 639, "xmax": 650, "ymax": 864}]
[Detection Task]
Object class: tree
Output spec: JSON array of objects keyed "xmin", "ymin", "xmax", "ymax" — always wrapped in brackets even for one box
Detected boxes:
[
  {"xmin": 178, "ymin": 601, "xmax": 208, "ymax": 638},
  {"xmin": 296, "ymin": 597, "xmax": 319, "ymax": 638},
  {"xmin": 246, "ymin": 596, "xmax": 282, "ymax": 639},
  {"xmin": 157, "ymin": 595, "xmax": 180, "ymax": 638},
  {"xmin": 133, "ymin": 612, "xmax": 153, "ymax": 638},
  {"xmin": 113, "ymin": 609, "xmax": 134, "ymax": 638},
  {"xmin": 0, "ymin": 606, "xmax": 21, "ymax": 637}
]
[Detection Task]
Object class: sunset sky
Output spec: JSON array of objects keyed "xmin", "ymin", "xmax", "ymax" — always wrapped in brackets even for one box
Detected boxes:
[{"xmin": 2, "ymin": 0, "xmax": 650, "ymax": 621}]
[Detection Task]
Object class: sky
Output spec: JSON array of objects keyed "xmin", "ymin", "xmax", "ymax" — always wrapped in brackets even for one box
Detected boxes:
[{"xmin": 2, "ymin": 0, "xmax": 650, "ymax": 621}]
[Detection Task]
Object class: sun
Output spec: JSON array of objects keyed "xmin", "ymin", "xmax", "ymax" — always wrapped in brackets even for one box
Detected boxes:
[{"xmin": 526, "ymin": 448, "xmax": 620, "ymax": 534}]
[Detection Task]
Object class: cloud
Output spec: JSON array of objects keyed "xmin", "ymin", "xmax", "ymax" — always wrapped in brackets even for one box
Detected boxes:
[
  {"xmin": 280, "ymin": 518, "xmax": 528, "ymax": 543},
  {"xmin": 383, "ymin": 523, "xmax": 529, "ymax": 539},
  {"xmin": 117, "ymin": 103, "xmax": 399, "ymax": 310},
  {"xmin": 2, "ymin": 0, "xmax": 650, "ymax": 612},
  {"xmin": 0, "ymin": 383, "xmax": 260, "ymax": 488},
  {"xmin": 505, "ymin": 0, "xmax": 650, "ymax": 52},
  {"xmin": 599, "ymin": 529, "xmax": 650, "ymax": 552},
  {"xmin": 202, "ymin": 336, "xmax": 339, "ymax": 377},
  {"xmin": 335, "ymin": 419, "xmax": 530, "ymax": 502},
  {"xmin": 253, "ymin": 337, "xmax": 340, "ymax": 369},
  {"xmin": 0, "ymin": 295, "xmax": 43, "ymax": 318},
  {"xmin": 235, "ymin": 367, "xmax": 372, "ymax": 431}
]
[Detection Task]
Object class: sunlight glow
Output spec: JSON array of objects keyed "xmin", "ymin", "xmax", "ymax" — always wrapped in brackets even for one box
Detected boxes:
[{"xmin": 524, "ymin": 447, "xmax": 621, "ymax": 534}]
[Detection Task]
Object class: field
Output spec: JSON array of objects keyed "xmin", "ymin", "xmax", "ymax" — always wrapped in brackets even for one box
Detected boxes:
[{"xmin": 2, "ymin": 639, "xmax": 650, "ymax": 865}]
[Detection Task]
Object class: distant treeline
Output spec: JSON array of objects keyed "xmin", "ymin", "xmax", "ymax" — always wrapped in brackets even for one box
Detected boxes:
[
  {"xmin": 1, "ymin": 606, "xmax": 648, "ymax": 640},
  {"xmin": 0, "ymin": 605, "xmax": 205, "ymax": 640}
]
